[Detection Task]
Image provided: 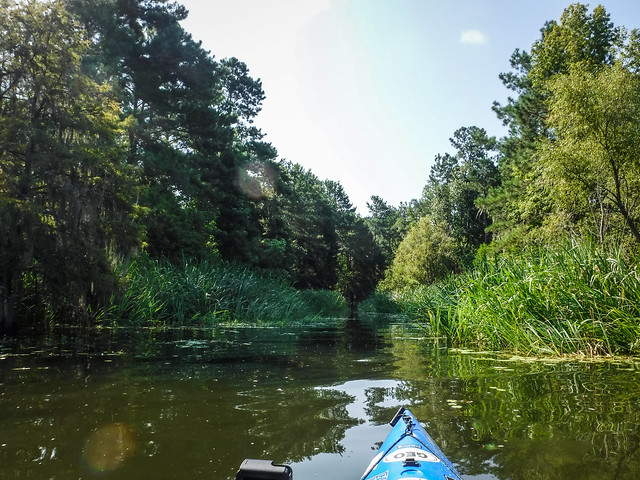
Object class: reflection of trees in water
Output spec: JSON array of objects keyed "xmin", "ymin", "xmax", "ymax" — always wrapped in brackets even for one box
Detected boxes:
[
  {"xmin": 367, "ymin": 332, "xmax": 640, "ymax": 479},
  {"xmin": 343, "ymin": 319, "xmax": 384, "ymax": 352},
  {"xmin": 4, "ymin": 324, "xmax": 640, "ymax": 479},
  {"xmin": 224, "ymin": 320, "xmax": 387, "ymax": 465},
  {"xmin": 295, "ymin": 319, "xmax": 385, "ymax": 355},
  {"xmin": 237, "ymin": 386, "xmax": 359, "ymax": 463}
]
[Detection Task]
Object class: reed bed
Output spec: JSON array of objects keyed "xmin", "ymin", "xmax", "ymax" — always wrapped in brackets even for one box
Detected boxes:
[
  {"xmin": 100, "ymin": 256, "xmax": 346, "ymax": 326},
  {"xmin": 394, "ymin": 241, "xmax": 640, "ymax": 356}
]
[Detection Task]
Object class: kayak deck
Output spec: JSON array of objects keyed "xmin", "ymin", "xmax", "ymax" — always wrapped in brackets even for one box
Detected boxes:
[{"xmin": 360, "ymin": 407, "xmax": 462, "ymax": 480}]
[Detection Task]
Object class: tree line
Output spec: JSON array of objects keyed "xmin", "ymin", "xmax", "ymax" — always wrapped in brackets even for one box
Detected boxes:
[
  {"xmin": 0, "ymin": 0, "xmax": 384, "ymax": 329},
  {"xmin": 379, "ymin": 3, "xmax": 640, "ymax": 290},
  {"xmin": 2, "ymin": 1, "xmax": 640, "ymax": 331}
]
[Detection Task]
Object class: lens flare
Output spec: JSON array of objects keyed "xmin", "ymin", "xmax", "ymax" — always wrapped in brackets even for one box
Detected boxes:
[
  {"xmin": 236, "ymin": 161, "xmax": 277, "ymax": 200},
  {"xmin": 83, "ymin": 422, "xmax": 135, "ymax": 472}
]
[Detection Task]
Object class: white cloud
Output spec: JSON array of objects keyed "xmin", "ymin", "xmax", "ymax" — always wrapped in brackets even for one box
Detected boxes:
[{"xmin": 460, "ymin": 29, "xmax": 487, "ymax": 45}]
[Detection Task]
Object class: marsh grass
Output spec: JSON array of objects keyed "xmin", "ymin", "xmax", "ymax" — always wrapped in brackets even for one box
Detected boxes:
[
  {"xmin": 359, "ymin": 290, "xmax": 400, "ymax": 314},
  {"xmin": 394, "ymin": 241, "xmax": 640, "ymax": 356},
  {"xmin": 99, "ymin": 256, "xmax": 346, "ymax": 326}
]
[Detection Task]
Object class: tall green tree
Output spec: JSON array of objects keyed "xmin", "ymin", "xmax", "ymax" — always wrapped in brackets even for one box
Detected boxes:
[
  {"xmin": 0, "ymin": 0, "xmax": 139, "ymax": 328},
  {"xmin": 485, "ymin": 3, "xmax": 624, "ymax": 249},
  {"xmin": 254, "ymin": 162, "xmax": 384, "ymax": 308},
  {"xmin": 529, "ymin": 4, "xmax": 622, "ymax": 89},
  {"xmin": 69, "ymin": 0, "xmax": 273, "ymax": 262},
  {"xmin": 265, "ymin": 162, "xmax": 339, "ymax": 289},
  {"xmin": 336, "ymin": 217, "xmax": 384, "ymax": 318},
  {"xmin": 421, "ymin": 126, "xmax": 499, "ymax": 265},
  {"xmin": 542, "ymin": 62, "xmax": 640, "ymax": 244},
  {"xmin": 365, "ymin": 195, "xmax": 402, "ymax": 266},
  {"xmin": 483, "ymin": 48, "xmax": 549, "ymax": 249},
  {"xmin": 324, "ymin": 181, "xmax": 384, "ymax": 316}
]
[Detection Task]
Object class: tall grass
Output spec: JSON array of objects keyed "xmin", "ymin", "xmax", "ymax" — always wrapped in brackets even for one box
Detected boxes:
[
  {"xmin": 99, "ymin": 256, "xmax": 346, "ymax": 326},
  {"xmin": 394, "ymin": 241, "xmax": 640, "ymax": 356}
]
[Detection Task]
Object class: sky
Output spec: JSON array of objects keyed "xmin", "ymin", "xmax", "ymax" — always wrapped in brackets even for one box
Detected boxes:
[{"xmin": 179, "ymin": 0, "xmax": 640, "ymax": 214}]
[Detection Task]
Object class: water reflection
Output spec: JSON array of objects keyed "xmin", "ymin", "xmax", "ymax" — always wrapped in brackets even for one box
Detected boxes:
[{"xmin": 1, "ymin": 321, "xmax": 640, "ymax": 479}]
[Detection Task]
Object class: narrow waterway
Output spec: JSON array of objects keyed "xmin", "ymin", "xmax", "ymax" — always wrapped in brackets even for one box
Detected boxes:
[{"xmin": 1, "ymin": 319, "xmax": 640, "ymax": 479}]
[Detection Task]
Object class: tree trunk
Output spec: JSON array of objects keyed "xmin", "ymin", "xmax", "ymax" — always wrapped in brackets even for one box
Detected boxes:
[
  {"xmin": 0, "ymin": 274, "xmax": 15, "ymax": 333},
  {"xmin": 349, "ymin": 299, "xmax": 359, "ymax": 320},
  {"xmin": 608, "ymin": 158, "xmax": 640, "ymax": 244}
]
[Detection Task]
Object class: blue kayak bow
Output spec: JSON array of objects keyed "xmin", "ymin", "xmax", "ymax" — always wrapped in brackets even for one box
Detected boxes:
[
  {"xmin": 360, "ymin": 407, "xmax": 463, "ymax": 480},
  {"xmin": 235, "ymin": 407, "xmax": 462, "ymax": 480}
]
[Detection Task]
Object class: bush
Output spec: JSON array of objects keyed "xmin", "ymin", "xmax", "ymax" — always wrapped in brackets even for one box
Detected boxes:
[
  {"xmin": 359, "ymin": 290, "xmax": 400, "ymax": 315},
  {"xmin": 382, "ymin": 217, "xmax": 460, "ymax": 290}
]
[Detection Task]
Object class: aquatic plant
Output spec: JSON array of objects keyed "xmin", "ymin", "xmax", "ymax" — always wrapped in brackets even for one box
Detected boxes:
[
  {"xmin": 359, "ymin": 290, "xmax": 400, "ymax": 315},
  {"xmin": 99, "ymin": 256, "xmax": 346, "ymax": 326},
  {"xmin": 394, "ymin": 240, "xmax": 640, "ymax": 356}
]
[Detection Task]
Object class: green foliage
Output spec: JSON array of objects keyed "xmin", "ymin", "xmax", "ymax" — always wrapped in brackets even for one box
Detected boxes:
[
  {"xmin": 394, "ymin": 240, "xmax": 640, "ymax": 356},
  {"xmin": 255, "ymin": 162, "xmax": 384, "ymax": 313},
  {"xmin": 382, "ymin": 217, "xmax": 460, "ymax": 290},
  {"xmin": 11, "ymin": 1, "xmax": 640, "ymax": 334},
  {"xmin": 263, "ymin": 162, "xmax": 340, "ymax": 289},
  {"xmin": 529, "ymin": 4, "xmax": 622, "ymax": 89},
  {"xmin": 387, "ymin": 126, "xmax": 500, "ymax": 292},
  {"xmin": 484, "ymin": 53, "xmax": 548, "ymax": 249},
  {"xmin": 381, "ymin": 3, "xmax": 640, "ymax": 356},
  {"xmin": 336, "ymin": 216, "xmax": 385, "ymax": 316},
  {"xmin": 358, "ymin": 290, "xmax": 400, "ymax": 315},
  {"xmin": 393, "ymin": 282, "xmax": 459, "ymax": 337},
  {"xmin": 71, "ymin": 0, "xmax": 268, "ymax": 262},
  {"xmin": 365, "ymin": 195, "xmax": 403, "ymax": 266},
  {"xmin": 296, "ymin": 289, "xmax": 348, "ymax": 318},
  {"xmin": 1, "ymin": 0, "xmax": 383, "ymax": 328},
  {"xmin": 541, "ymin": 62, "xmax": 640, "ymax": 244},
  {"xmin": 102, "ymin": 256, "xmax": 345, "ymax": 326},
  {"xmin": 421, "ymin": 126, "xmax": 500, "ymax": 262},
  {"xmin": 485, "ymin": 3, "xmax": 626, "ymax": 249},
  {"xmin": 0, "ymin": 0, "xmax": 140, "ymax": 326}
]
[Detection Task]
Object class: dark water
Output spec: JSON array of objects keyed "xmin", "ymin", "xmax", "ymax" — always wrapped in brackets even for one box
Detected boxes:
[{"xmin": 1, "ymin": 319, "xmax": 640, "ymax": 480}]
